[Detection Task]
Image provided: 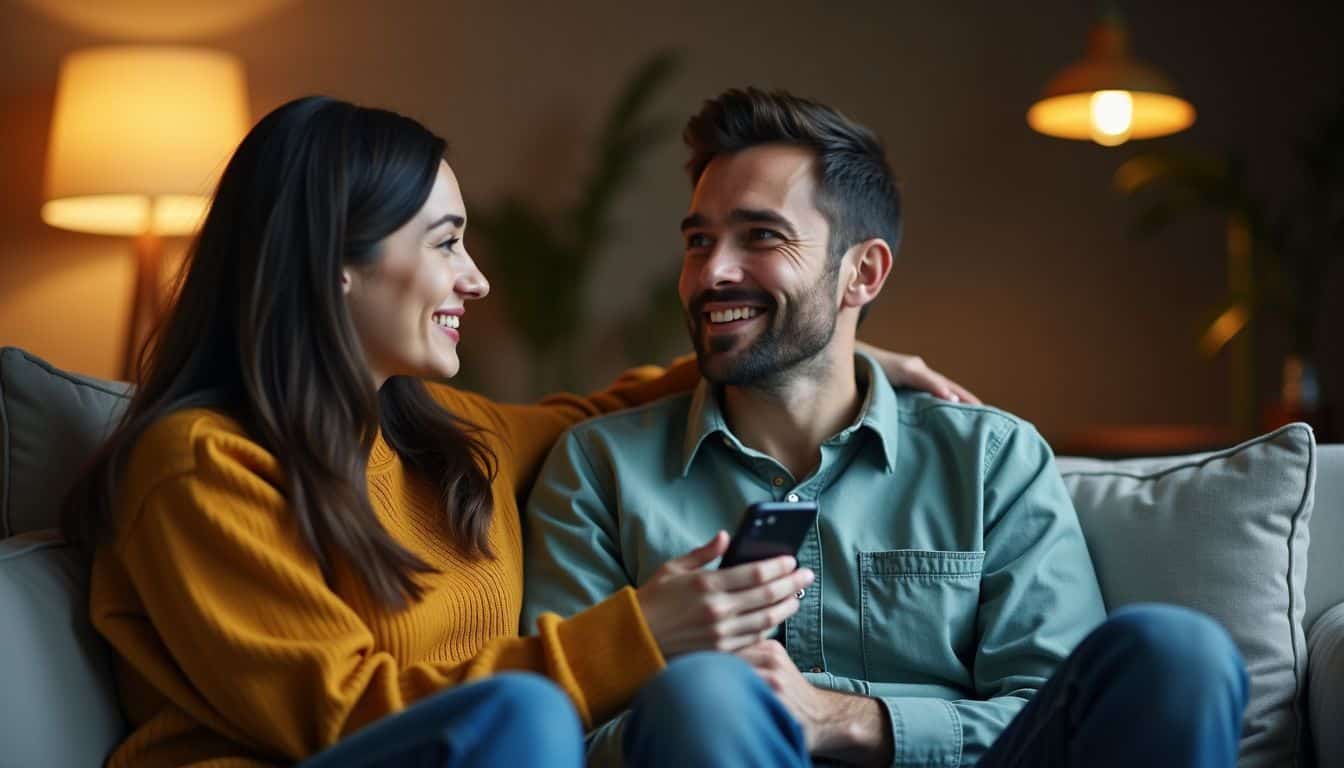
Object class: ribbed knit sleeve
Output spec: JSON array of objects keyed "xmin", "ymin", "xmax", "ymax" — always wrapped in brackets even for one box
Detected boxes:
[
  {"xmin": 434, "ymin": 356, "xmax": 700, "ymax": 495},
  {"xmin": 93, "ymin": 416, "xmax": 663, "ymax": 765}
]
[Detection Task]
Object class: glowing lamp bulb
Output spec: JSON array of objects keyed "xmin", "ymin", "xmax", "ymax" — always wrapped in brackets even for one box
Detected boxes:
[{"xmin": 1089, "ymin": 90, "xmax": 1134, "ymax": 146}]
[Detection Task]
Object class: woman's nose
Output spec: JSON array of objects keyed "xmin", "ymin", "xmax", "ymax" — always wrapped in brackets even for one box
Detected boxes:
[{"xmin": 456, "ymin": 255, "xmax": 490, "ymax": 300}]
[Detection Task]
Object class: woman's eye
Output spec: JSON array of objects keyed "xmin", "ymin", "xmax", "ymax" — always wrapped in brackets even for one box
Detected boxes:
[{"xmin": 436, "ymin": 236, "xmax": 460, "ymax": 252}]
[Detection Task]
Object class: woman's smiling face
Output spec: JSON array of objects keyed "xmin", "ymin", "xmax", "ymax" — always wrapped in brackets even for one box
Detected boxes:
[{"xmin": 343, "ymin": 160, "xmax": 489, "ymax": 387}]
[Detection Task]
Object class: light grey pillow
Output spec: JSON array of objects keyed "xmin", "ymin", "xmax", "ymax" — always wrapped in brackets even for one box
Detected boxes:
[{"xmin": 1057, "ymin": 423, "xmax": 1314, "ymax": 768}]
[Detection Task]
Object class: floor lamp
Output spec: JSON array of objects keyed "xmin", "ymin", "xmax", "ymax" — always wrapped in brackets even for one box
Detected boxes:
[{"xmin": 41, "ymin": 45, "xmax": 249, "ymax": 381}]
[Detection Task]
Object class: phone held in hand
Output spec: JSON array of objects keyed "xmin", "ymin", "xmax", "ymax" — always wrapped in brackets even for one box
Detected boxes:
[{"xmin": 718, "ymin": 501, "xmax": 818, "ymax": 570}]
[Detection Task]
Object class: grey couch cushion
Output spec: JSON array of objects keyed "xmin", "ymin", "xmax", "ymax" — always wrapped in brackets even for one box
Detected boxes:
[
  {"xmin": 0, "ymin": 347, "xmax": 130, "ymax": 537},
  {"xmin": 1308, "ymin": 445, "xmax": 1344, "ymax": 633},
  {"xmin": 1308, "ymin": 603, "xmax": 1344, "ymax": 768},
  {"xmin": 0, "ymin": 530, "xmax": 125, "ymax": 767},
  {"xmin": 1057, "ymin": 423, "xmax": 1315, "ymax": 768}
]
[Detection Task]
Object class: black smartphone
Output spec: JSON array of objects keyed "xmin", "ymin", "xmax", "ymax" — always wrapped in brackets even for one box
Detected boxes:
[{"xmin": 718, "ymin": 501, "xmax": 818, "ymax": 569}]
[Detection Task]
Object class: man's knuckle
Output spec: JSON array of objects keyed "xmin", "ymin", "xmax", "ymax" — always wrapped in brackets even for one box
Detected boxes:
[{"xmin": 704, "ymin": 600, "xmax": 730, "ymax": 621}]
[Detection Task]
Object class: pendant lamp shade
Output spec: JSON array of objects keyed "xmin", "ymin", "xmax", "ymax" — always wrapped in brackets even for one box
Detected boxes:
[{"xmin": 1027, "ymin": 18, "xmax": 1195, "ymax": 146}]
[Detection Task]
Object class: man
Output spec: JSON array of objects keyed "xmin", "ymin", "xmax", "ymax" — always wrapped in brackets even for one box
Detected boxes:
[{"xmin": 523, "ymin": 88, "xmax": 1248, "ymax": 767}]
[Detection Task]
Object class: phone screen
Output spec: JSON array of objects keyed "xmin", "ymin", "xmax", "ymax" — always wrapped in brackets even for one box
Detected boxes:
[{"xmin": 718, "ymin": 501, "xmax": 818, "ymax": 569}]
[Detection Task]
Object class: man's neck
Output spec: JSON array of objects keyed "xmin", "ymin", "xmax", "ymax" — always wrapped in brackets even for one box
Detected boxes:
[{"xmin": 721, "ymin": 344, "xmax": 863, "ymax": 480}]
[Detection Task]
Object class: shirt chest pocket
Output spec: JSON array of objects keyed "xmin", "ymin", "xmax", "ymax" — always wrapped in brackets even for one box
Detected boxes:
[{"xmin": 859, "ymin": 549, "xmax": 984, "ymax": 683}]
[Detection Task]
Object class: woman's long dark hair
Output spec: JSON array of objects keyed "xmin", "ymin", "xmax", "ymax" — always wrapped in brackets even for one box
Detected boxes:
[{"xmin": 63, "ymin": 96, "xmax": 497, "ymax": 610}]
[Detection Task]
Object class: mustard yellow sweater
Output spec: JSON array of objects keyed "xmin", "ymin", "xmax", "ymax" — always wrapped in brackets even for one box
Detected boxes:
[{"xmin": 90, "ymin": 365, "xmax": 695, "ymax": 767}]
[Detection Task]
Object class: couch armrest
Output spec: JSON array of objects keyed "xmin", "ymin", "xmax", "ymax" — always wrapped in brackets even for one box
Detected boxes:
[{"xmin": 1310, "ymin": 602, "xmax": 1344, "ymax": 768}]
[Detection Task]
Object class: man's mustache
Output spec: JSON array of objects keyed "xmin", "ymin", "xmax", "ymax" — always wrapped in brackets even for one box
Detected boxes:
[{"xmin": 688, "ymin": 289, "xmax": 775, "ymax": 318}]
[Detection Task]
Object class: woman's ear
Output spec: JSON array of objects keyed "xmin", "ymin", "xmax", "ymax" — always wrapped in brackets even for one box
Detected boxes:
[
  {"xmin": 340, "ymin": 269, "xmax": 353, "ymax": 296},
  {"xmin": 841, "ymin": 238, "xmax": 893, "ymax": 312}
]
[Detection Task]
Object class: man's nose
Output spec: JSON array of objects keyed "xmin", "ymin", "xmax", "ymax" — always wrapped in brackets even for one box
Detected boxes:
[{"xmin": 702, "ymin": 243, "xmax": 744, "ymax": 289}]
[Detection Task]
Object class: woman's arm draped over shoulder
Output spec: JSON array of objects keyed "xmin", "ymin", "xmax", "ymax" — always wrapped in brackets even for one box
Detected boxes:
[{"xmin": 431, "ymin": 355, "xmax": 700, "ymax": 492}]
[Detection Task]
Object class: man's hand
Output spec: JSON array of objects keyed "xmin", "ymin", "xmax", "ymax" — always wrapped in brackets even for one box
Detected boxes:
[
  {"xmin": 856, "ymin": 342, "xmax": 981, "ymax": 405},
  {"xmin": 636, "ymin": 532, "xmax": 815, "ymax": 657},
  {"xmin": 737, "ymin": 639, "xmax": 894, "ymax": 766}
]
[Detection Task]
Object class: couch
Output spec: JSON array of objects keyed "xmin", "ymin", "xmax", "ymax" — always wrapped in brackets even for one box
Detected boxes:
[{"xmin": 1, "ymin": 345, "xmax": 1341, "ymax": 767}]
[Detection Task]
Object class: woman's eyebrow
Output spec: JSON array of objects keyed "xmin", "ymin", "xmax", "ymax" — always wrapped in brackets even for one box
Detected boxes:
[{"xmin": 425, "ymin": 213, "xmax": 465, "ymax": 233}]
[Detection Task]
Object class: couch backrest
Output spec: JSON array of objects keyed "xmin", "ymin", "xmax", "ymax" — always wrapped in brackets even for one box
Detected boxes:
[
  {"xmin": 0, "ymin": 347, "xmax": 130, "ymax": 537},
  {"xmin": 1311, "ymin": 445, "xmax": 1344, "ymax": 632}
]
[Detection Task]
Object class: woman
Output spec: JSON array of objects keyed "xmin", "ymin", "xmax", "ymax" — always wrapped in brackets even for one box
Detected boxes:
[{"xmin": 64, "ymin": 96, "xmax": 976, "ymax": 768}]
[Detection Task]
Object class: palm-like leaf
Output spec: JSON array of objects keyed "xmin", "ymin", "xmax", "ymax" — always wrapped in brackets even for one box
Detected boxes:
[{"xmin": 471, "ymin": 51, "xmax": 684, "ymax": 379}]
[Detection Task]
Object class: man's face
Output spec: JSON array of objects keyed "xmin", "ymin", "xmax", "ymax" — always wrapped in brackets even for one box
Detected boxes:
[{"xmin": 678, "ymin": 144, "xmax": 840, "ymax": 387}]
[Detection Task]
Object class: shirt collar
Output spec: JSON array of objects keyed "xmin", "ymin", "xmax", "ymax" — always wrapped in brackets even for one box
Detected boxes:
[{"xmin": 680, "ymin": 352, "xmax": 900, "ymax": 477}]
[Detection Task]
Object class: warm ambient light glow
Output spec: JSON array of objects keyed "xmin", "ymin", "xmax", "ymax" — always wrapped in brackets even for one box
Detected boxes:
[
  {"xmin": 1027, "ymin": 17, "xmax": 1195, "ymax": 147},
  {"xmin": 41, "ymin": 46, "xmax": 249, "ymax": 236},
  {"xmin": 1200, "ymin": 305, "xmax": 1250, "ymax": 358}
]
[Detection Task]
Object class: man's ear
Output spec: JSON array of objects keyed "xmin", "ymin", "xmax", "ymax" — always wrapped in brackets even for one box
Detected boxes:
[{"xmin": 840, "ymin": 238, "xmax": 893, "ymax": 312}]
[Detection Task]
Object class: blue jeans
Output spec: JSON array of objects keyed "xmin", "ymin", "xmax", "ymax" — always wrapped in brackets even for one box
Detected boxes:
[
  {"xmin": 980, "ymin": 604, "xmax": 1249, "ymax": 767},
  {"xmin": 622, "ymin": 652, "xmax": 810, "ymax": 768},
  {"xmin": 298, "ymin": 673, "xmax": 584, "ymax": 768}
]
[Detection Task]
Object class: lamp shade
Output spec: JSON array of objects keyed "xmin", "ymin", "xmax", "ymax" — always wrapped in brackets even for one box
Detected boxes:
[
  {"xmin": 41, "ymin": 46, "xmax": 249, "ymax": 236},
  {"xmin": 1027, "ymin": 19, "xmax": 1195, "ymax": 146}
]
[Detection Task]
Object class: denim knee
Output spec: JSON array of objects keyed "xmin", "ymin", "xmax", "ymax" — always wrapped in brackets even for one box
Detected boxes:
[
  {"xmin": 641, "ymin": 652, "xmax": 763, "ymax": 709},
  {"xmin": 474, "ymin": 673, "xmax": 583, "ymax": 749},
  {"xmin": 624, "ymin": 652, "xmax": 806, "ymax": 767},
  {"xmin": 1104, "ymin": 604, "xmax": 1248, "ymax": 703}
]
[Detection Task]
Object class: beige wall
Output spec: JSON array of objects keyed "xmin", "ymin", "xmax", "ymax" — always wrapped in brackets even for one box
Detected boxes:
[{"xmin": 2, "ymin": 0, "xmax": 1339, "ymax": 439}]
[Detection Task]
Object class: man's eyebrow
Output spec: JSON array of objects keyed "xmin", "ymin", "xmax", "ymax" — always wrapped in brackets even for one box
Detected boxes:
[
  {"xmin": 425, "ymin": 213, "xmax": 466, "ymax": 232},
  {"xmin": 680, "ymin": 213, "xmax": 707, "ymax": 232},
  {"xmin": 726, "ymin": 208, "xmax": 797, "ymax": 238}
]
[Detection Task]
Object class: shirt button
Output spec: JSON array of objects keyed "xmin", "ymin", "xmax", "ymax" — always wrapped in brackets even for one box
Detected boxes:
[
  {"xmin": 772, "ymin": 476, "xmax": 786, "ymax": 487},
  {"xmin": 810, "ymin": 666, "xmax": 823, "ymax": 673},
  {"xmin": 785, "ymin": 492, "xmax": 800, "ymax": 502},
  {"xmin": 794, "ymin": 589, "xmax": 806, "ymax": 600}
]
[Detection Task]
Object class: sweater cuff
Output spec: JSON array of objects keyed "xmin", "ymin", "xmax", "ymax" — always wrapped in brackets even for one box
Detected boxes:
[
  {"xmin": 546, "ymin": 586, "xmax": 666, "ymax": 726},
  {"xmin": 880, "ymin": 696, "xmax": 962, "ymax": 768}
]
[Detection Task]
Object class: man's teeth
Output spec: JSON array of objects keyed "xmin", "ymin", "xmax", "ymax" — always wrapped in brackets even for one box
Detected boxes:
[
  {"xmin": 433, "ymin": 314, "xmax": 460, "ymax": 329},
  {"xmin": 708, "ymin": 307, "xmax": 762, "ymax": 324}
]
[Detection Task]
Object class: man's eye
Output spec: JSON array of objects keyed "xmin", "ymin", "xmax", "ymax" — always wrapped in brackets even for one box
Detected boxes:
[
  {"xmin": 747, "ymin": 228, "xmax": 781, "ymax": 242},
  {"xmin": 436, "ymin": 236, "xmax": 460, "ymax": 252},
  {"xmin": 685, "ymin": 233, "xmax": 711, "ymax": 249}
]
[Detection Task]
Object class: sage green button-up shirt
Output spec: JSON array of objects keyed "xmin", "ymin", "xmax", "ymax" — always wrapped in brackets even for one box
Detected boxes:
[{"xmin": 523, "ymin": 354, "xmax": 1105, "ymax": 767}]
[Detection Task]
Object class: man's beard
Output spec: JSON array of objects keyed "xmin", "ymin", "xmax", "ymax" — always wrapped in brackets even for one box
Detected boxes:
[{"xmin": 686, "ymin": 275, "xmax": 839, "ymax": 390}]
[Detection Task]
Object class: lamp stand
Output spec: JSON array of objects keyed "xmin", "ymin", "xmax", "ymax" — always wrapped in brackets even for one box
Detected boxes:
[{"xmin": 121, "ymin": 232, "xmax": 163, "ymax": 382}]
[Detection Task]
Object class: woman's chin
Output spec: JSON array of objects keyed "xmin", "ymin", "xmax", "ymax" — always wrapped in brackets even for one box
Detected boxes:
[
  {"xmin": 385, "ymin": 351, "xmax": 459, "ymax": 382},
  {"xmin": 426, "ymin": 355, "xmax": 460, "ymax": 380}
]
